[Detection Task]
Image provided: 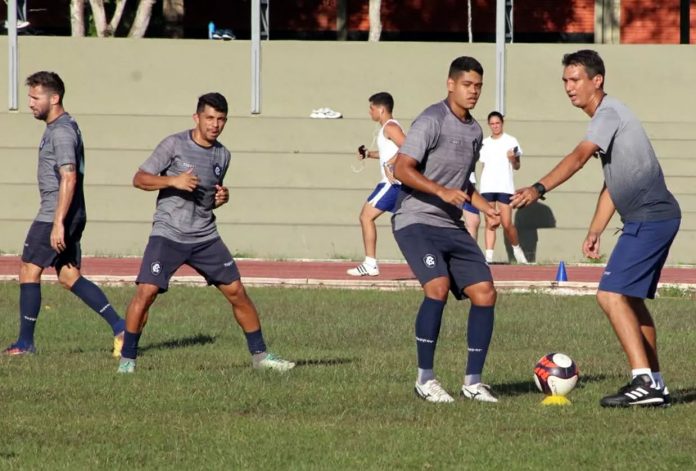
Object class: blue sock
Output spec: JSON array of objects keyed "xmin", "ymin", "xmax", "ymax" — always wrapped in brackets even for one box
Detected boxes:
[
  {"xmin": 121, "ymin": 330, "xmax": 142, "ymax": 360},
  {"xmin": 415, "ymin": 297, "xmax": 446, "ymax": 370},
  {"xmin": 466, "ymin": 305, "xmax": 495, "ymax": 378},
  {"xmin": 70, "ymin": 277, "xmax": 125, "ymax": 335},
  {"xmin": 18, "ymin": 283, "xmax": 41, "ymax": 347},
  {"xmin": 244, "ymin": 329, "xmax": 267, "ymax": 355}
]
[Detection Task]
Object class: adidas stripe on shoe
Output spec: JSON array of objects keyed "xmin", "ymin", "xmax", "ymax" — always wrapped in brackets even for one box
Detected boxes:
[
  {"xmin": 600, "ymin": 374, "xmax": 665, "ymax": 408},
  {"xmin": 346, "ymin": 263, "xmax": 379, "ymax": 277}
]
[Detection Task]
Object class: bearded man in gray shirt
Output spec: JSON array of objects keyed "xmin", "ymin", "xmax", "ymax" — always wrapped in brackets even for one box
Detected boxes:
[
  {"xmin": 512, "ymin": 50, "xmax": 681, "ymax": 408},
  {"xmin": 118, "ymin": 93, "xmax": 294, "ymax": 374},
  {"xmin": 4, "ymin": 71, "xmax": 125, "ymax": 357}
]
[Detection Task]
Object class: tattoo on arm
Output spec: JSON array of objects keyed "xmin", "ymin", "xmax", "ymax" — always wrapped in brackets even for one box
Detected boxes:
[{"xmin": 61, "ymin": 164, "xmax": 76, "ymax": 173}]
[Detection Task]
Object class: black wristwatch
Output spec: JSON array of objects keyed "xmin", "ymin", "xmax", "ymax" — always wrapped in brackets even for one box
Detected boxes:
[{"xmin": 532, "ymin": 182, "xmax": 547, "ymax": 200}]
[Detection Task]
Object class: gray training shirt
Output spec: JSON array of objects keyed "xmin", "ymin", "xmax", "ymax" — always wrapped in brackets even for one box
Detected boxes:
[
  {"xmin": 35, "ymin": 112, "xmax": 86, "ymax": 224},
  {"xmin": 586, "ymin": 96, "xmax": 680, "ymax": 222},
  {"xmin": 140, "ymin": 130, "xmax": 231, "ymax": 243},
  {"xmin": 392, "ymin": 100, "xmax": 483, "ymax": 230}
]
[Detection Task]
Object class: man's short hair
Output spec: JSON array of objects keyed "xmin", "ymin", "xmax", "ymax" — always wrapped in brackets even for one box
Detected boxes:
[
  {"xmin": 487, "ymin": 111, "xmax": 504, "ymax": 122},
  {"xmin": 25, "ymin": 71, "xmax": 65, "ymax": 103},
  {"xmin": 562, "ymin": 49, "xmax": 606, "ymax": 84},
  {"xmin": 369, "ymin": 92, "xmax": 394, "ymax": 113},
  {"xmin": 197, "ymin": 93, "xmax": 228, "ymax": 114},
  {"xmin": 448, "ymin": 56, "xmax": 484, "ymax": 79}
]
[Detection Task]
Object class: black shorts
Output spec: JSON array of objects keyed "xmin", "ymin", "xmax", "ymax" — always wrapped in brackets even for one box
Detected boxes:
[
  {"xmin": 393, "ymin": 223, "xmax": 492, "ymax": 300},
  {"xmin": 21, "ymin": 219, "xmax": 85, "ymax": 270},
  {"xmin": 136, "ymin": 236, "xmax": 241, "ymax": 293}
]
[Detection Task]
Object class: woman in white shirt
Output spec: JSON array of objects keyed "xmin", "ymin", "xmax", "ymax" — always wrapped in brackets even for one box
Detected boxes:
[{"xmin": 479, "ymin": 111, "xmax": 528, "ymax": 264}]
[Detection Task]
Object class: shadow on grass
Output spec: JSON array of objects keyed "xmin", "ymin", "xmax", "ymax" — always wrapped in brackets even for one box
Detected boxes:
[
  {"xmin": 672, "ymin": 387, "xmax": 696, "ymax": 405},
  {"xmin": 140, "ymin": 333, "xmax": 216, "ymax": 353},
  {"xmin": 493, "ymin": 373, "xmax": 611, "ymax": 397},
  {"xmin": 294, "ymin": 357, "xmax": 357, "ymax": 367}
]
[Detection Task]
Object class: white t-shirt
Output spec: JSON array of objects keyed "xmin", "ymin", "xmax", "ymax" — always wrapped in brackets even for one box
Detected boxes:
[
  {"xmin": 479, "ymin": 132, "xmax": 522, "ymax": 194},
  {"xmin": 377, "ymin": 119, "xmax": 402, "ymax": 183}
]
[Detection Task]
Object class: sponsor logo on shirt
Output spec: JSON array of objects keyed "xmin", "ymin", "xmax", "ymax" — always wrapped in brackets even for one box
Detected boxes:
[
  {"xmin": 214, "ymin": 163, "xmax": 222, "ymax": 178},
  {"xmin": 423, "ymin": 254, "xmax": 437, "ymax": 268}
]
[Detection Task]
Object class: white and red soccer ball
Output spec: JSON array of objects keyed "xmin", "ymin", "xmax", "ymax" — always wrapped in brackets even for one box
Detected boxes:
[{"xmin": 534, "ymin": 353, "xmax": 579, "ymax": 396}]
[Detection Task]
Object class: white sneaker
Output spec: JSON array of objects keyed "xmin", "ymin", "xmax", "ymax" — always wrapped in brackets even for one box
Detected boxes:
[
  {"xmin": 117, "ymin": 358, "xmax": 136, "ymax": 374},
  {"xmin": 414, "ymin": 379, "xmax": 455, "ymax": 403},
  {"xmin": 513, "ymin": 246, "xmax": 529, "ymax": 264},
  {"xmin": 253, "ymin": 353, "xmax": 296, "ymax": 372},
  {"xmin": 346, "ymin": 263, "xmax": 379, "ymax": 277},
  {"xmin": 485, "ymin": 250, "xmax": 494, "ymax": 264},
  {"xmin": 460, "ymin": 383, "xmax": 499, "ymax": 403}
]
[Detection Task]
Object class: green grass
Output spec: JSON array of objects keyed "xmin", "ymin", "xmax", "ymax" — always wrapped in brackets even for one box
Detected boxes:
[{"xmin": 1, "ymin": 283, "xmax": 695, "ymax": 470}]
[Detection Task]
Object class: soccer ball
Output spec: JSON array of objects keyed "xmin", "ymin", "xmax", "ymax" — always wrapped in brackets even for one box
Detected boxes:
[{"xmin": 533, "ymin": 353, "xmax": 579, "ymax": 396}]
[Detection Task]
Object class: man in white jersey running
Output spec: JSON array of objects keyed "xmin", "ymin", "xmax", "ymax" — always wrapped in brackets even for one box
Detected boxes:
[
  {"xmin": 347, "ymin": 92, "xmax": 406, "ymax": 277},
  {"xmin": 117, "ymin": 93, "xmax": 294, "ymax": 374}
]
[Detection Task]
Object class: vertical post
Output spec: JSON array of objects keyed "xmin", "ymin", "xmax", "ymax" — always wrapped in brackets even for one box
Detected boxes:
[
  {"xmin": 337, "ymin": 0, "xmax": 347, "ymax": 41},
  {"xmin": 680, "ymin": 0, "xmax": 691, "ymax": 44},
  {"xmin": 8, "ymin": 0, "xmax": 19, "ymax": 111},
  {"xmin": 251, "ymin": 0, "xmax": 261, "ymax": 114},
  {"xmin": 495, "ymin": 0, "xmax": 505, "ymax": 114}
]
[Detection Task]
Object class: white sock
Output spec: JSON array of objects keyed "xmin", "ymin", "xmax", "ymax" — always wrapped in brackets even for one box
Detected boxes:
[
  {"xmin": 364, "ymin": 256, "xmax": 377, "ymax": 267},
  {"xmin": 632, "ymin": 368, "xmax": 654, "ymax": 384},
  {"xmin": 485, "ymin": 249, "xmax": 494, "ymax": 260},
  {"xmin": 512, "ymin": 244, "xmax": 522, "ymax": 252},
  {"xmin": 464, "ymin": 374, "xmax": 481, "ymax": 386},
  {"xmin": 417, "ymin": 368, "xmax": 434, "ymax": 385}
]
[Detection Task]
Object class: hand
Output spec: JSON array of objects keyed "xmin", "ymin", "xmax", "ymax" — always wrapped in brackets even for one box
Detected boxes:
[
  {"xmin": 507, "ymin": 148, "xmax": 516, "ymax": 160},
  {"xmin": 357, "ymin": 145, "xmax": 368, "ymax": 160},
  {"xmin": 510, "ymin": 187, "xmax": 540, "ymax": 209},
  {"xmin": 172, "ymin": 168, "xmax": 199, "ymax": 192},
  {"xmin": 482, "ymin": 205, "xmax": 501, "ymax": 230},
  {"xmin": 437, "ymin": 188, "xmax": 469, "ymax": 207},
  {"xmin": 51, "ymin": 222, "xmax": 66, "ymax": 253},
  {"xmin": 582, "ymin": 231, "xmax": 601, "ymax": 259},
  {"xmin": 214, "ymin": 184, "xmax": 229, "ymax": 207}
]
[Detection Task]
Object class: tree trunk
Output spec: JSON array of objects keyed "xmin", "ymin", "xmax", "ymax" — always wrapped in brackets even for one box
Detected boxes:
[
  {"xmin": 129, "ymin": 0, "xmax": 157, "ymax": 38},
  {"xmin": 107, "ymin": 0, "xmax": 128, "ymax": 37},
  {"xmin": 88, "ymin": 0, "xmax": 108, "ymax": 37},
  {"xmin": 368, "ymin": 0, "xmax": 382, "ymax": 42},
  {"xmin": 70, "ymin": 0, "xmax": 85, "ymax": 37},
  {"xmin": 163, "ymin": 0, "xmax": 185, "ymax": 38}
]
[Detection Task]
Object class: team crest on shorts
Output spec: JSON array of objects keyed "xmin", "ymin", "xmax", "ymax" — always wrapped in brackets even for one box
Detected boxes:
[
  {"xmin": 150, "ymin": 261, "xmax": 162, "ymax": 276},
  {"xmin": 423, "ymin": 254, "xmax": 437, "ymax": 268}
]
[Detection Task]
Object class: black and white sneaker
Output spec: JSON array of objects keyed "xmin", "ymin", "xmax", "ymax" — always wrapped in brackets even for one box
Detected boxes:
[
  {"xmin": 661, "ymin": 386, "xmax": 672, "ymax": 408},
  {"xmin": 600, "ymin": 374, "xmax": 665, "ymax": 408}
]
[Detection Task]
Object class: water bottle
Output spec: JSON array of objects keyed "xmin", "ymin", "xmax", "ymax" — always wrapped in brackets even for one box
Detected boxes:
[{"xmin": 208, "ymin": 22, "xmax": 215, "ymax": 39}]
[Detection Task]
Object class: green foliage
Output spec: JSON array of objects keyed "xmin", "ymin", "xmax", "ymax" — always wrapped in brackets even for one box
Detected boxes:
[{"xmin": 1, "ymin": 283, "xmax": 695, "ymax": 469}]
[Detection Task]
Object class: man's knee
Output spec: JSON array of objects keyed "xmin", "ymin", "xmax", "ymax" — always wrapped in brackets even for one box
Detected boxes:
[
  {"xmin": 221, "ymin": 280, "xmax": 249, "ymax": 305},
  {"xmin": 467, "ymin": 282, "xmax": 497, "ymax": 306},
  {"xmin": 423, "ymin": 278, "xmax": 450, "ymax": 301},
  {"xmin": 134, "ymin": 283, "xmax": 159, "ymax": 308}
]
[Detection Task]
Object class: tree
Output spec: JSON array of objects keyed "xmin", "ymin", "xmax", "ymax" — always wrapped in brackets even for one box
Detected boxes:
[
  {"xmin": 368, "ymin": 0, "xmax": 381, "ymax": 42},
  {"xmin": 69, "ymin": 0, "xmax": 156, "ymax": 38}
]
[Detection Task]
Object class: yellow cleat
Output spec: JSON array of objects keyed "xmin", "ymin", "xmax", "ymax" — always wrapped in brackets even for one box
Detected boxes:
[{"xmin": 112, "ymin": 332, "xmax": 124, "ymax": 359}]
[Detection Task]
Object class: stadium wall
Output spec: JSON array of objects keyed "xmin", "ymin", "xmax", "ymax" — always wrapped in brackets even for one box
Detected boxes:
[{"xmin": 1, "ymin": 38, "xmax": 694, "ymax": 264}]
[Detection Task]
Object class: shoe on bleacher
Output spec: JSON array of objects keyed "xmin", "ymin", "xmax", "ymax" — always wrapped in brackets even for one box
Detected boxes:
[
  {"xmin": 221, "ymin": 29, "xmax": 235, "ymax": 40},
  {"xmin": 460, "ymin": 383, "xmax": 499, "ymax": 403},
  {"xmin": 253, "ymin": 352, "xmax": 295, "ymax": 372},
  {"xmin": 2, "ymin": 342, "xmax": 36, "ymax": 356},
  {"xmin": 599, "ymin": 374, "xmax": 664, "ymax": 407},
  {"xmin": 414, "ymin": 379, "xmax": 455, "ymax": 403},
  {"xmin": 212, "ymin": 30, "xmax": 223, "ymax": 40},
  {"xmin": 346, "ymin": 263, "xmax": 379, "ymax": 277}
]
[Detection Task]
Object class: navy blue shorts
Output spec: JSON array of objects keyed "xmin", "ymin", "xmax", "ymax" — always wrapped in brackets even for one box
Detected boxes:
[
  {"xmin": 482, "ymin": 192, "xmax": 512, "ymax": 205},
  {"xmin": 463, "ymin": 202, "xmax": 480, "ymax": 215},
  {"xmin": 21, "ymin": 219, "xmax": 85, "ymax": 270},
  {"xmin": 136, "ymin": 236, "xmax": 241, "ymax": 293},
  {"xmin": 393, "ymin": 223, "xmax": 492, "ymax": 300},
  {"xmin": 367, "ymin": 182, "xmax": 401, "ymax": 212},
  {"xmin": 599, "ymin": 218, "xmax": 680, "ymax": 299}
]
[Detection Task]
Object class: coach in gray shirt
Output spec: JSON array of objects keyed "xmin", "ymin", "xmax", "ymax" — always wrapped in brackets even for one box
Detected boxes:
[{"xmin": 512, "ymin": 50, "xmax": 680, "ymax": 408}]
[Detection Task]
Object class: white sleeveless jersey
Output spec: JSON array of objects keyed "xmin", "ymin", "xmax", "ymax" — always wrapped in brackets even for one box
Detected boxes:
[{"xmin": 377, "ymin": 119, "xmax": 402, "ymax": 183}]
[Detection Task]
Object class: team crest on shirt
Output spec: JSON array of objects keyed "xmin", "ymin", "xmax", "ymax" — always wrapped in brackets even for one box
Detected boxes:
[
  {"xmin": 423, "ymin": 254, "xmax": 437, "ymax": 269},
  {"xmin": 150, "ymin": 262, "xmax": 162, "ymax": 276},
  {"xmin": 39, "ymin": 139, "xmax": 45, "ymax": 150},
  {"xmin": 213, "ymin": 163, "xmax": 222, "ymax": 178}
]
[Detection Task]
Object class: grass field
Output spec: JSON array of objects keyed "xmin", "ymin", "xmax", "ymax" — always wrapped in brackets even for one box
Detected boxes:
[{"xmin": 1, "ymin": 282, "xmax": 695, "ymax": 470}]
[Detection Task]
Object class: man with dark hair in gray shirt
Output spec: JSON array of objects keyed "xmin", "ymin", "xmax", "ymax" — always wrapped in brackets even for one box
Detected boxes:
[
  {"xmin": 4, "ymin": 71, "xmax": 126, "ymax": 357},
  {"xmin": 118, "ymin": 93, "xmax": 294, "ymax": 374},
  {"xmin": 392, "ymin": 57, "xmax": 502, "ymax": 403},
  {"xmin": 512, "ymin": 50, "xmax": 681, "ymax": 408}
]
